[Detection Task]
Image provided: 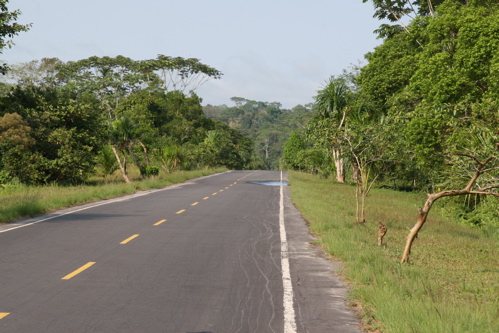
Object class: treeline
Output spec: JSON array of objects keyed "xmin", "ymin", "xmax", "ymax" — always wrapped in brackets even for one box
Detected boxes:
[
  {"xmin": 204, "ymin": 97, "xmax": 312, "ymax": 169},
  {"xmin": 284, "ymin": 0, "xmax": 499, "ymax": 231},
  {"xmin": 0, "ymin": 56, "xmax": 254, "ymax": 185}
]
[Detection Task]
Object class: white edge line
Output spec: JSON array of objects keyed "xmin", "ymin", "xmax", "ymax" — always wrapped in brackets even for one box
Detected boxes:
[
  {"xmin": 280, "ymin": 170, "xmax": 297, "ymax": 333},
  {"xmin": 0, "ymin": 172, "xmax": 229, "ymax": 234}
]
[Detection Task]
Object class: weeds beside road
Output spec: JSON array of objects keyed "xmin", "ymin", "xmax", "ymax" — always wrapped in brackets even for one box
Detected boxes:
[{"xmin": 289, "ymin": 171, "xmax": 498, "ymax": 333}]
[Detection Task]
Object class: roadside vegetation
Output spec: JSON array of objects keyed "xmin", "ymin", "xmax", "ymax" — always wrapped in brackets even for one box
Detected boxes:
[
  {"xmin": 289, "ymin": 171, "xmax": 498, "ymax": 333},
  {"xmin": 283, "ymin": 0, "xmax": 499, "ymax": 262},
  {"xmin": 0, "ymin": 168, "xmax": 225, "ymax": 223}
]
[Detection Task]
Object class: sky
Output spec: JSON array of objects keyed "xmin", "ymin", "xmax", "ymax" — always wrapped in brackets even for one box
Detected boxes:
[{"xmin": 3, "ymin": 0, "xmax": 384, "ymax": 109}]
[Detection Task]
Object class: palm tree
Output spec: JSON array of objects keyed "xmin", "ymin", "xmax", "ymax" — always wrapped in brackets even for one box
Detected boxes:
[
  {"xmin": 313, "ymin": 76, "xmax": 350, "ymax": 182},
  {"xmin": 109, "ymin": 117, "xmax": 136, "ymax": 183}
]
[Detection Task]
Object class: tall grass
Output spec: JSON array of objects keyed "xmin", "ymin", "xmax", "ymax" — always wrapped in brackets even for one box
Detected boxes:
[
  {"xmin": 289, "ymin": 171, "xmax": 499, "ymax": 333},
  {"xmin": 0, "ymin": 168, "xmax": 225, "ymax": 223}
]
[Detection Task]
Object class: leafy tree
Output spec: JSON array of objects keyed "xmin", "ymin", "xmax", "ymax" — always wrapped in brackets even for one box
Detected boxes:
[
  {"xmin": 307, "ymin": 76, "xmax": 351, "ymax": 182},
  {"xmin": 204, "ymin": 98, "xmax": 311, "ymax": 169},
  {"xmin": 142, "ymin": 55, "xmax": 223, "ymax": 93},
  {"xmin": 401, "ymin": 140, "xmax": 499, "ymax": 263},
  {"xmin": 2, "ymin": 58, "xmax": 62, "ymax": 87},
  {"xmin": 56, "ymin": 56, "xmax": 151, "ymax": 119},
  {"xmin": 108, "ymin": 116, "xmax": 137, "ymax": 183},
  {"xmin": 283, "ymin": 132, "xmax": 306, "ymax": 169},
  {"xmin": 358, "ymin": 0, "xmax": 499, "ymax": 189},
  {"xmin": 0, "ymin": 86, "xmax": 103, "ymax": 184},
  {"xmin": 0, "ymin": 0, "xmax": 31, "ymax": 74}
]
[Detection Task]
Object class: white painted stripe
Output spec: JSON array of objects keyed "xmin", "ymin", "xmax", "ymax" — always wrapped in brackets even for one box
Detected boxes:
[{"xmin": 280, "ymin": 171, "xmax": 297, "ymax": 333}]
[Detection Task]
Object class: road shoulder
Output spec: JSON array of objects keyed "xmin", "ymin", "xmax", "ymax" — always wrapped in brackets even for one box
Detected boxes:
[{"xmin": 284, "ymin": 185, "xmax": 362, "ymax": 333}]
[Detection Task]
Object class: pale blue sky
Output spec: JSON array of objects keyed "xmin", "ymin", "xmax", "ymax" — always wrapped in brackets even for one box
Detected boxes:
[{"xmin": 3, "ymin": 0, "xmax": 384, "ymax": 108}]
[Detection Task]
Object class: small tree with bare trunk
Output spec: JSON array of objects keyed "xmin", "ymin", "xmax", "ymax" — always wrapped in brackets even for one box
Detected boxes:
[{"xmin": 401, "ymin": 142, "xmax": 499, "ymax": 263}]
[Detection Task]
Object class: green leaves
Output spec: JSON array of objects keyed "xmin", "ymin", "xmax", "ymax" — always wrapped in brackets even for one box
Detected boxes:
[{"xmin": 0, "ymin": 0, "xmax": 31, "ymax": 74}]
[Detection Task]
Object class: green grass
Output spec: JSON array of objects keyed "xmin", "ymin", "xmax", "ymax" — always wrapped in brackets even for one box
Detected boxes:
[
  {"xmin": 289, "ymin": 171, "xmax": 499, "ymax": 333},
  {"xmin": 0, "ymin": 168, "xmax": 225, "ymax": 223}
]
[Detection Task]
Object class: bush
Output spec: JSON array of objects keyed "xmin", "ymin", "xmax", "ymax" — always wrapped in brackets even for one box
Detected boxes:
[{"xmin": 140, "ymin": 165, "xmax": 159, "ymax": 177}]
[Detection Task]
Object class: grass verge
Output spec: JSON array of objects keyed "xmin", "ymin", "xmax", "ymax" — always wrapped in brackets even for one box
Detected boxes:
[
  {"xmin": 288, "ymin": 171, "xmax": 498, "ymax": 333},
  {"xmin": 0, "ymin": 168, "xmax": 225, "ymax": 223}
]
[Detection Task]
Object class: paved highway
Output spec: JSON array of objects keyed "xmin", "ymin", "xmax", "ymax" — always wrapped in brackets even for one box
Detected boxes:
[{"xmin": 0, "ymin": 170, "xmax": 360, "ymax": 333}]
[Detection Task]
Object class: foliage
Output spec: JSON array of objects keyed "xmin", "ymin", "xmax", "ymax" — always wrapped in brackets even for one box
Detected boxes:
[
  {"xmin": 0, "ymin": 0, "xmax": 31, "ymax": 74},
  {"xmin": 293, "ymin": 0, "xmax": 499, "ymax": 232},
  {"xmin": 140, "ymin": 165, "xmax": 159, "ymax": 177},
  {"xmin": 0, "ymin": 54, "xmax": 251, "ymax": 184},
  {"xmin": 204, "ymin": 99, "xmax": 312, "ymax": 169},
  {"xmin": 282, "ymin": 132, "xmax": 306, "ymax": 169},
  {"xmin": 0, "ymin": 86, "xmax": 104, "ymax": 184},
  {"xmin": 96, "ymin": 145, "xmax": 118, "ymax": 178},
  {"xmin": 140, "ymin": 54, "xmax": 223, "ymax": 93}
]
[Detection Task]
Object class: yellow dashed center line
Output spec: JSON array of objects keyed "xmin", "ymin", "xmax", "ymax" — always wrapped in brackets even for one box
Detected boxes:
[
  {"xmin": 219, "ymin": 190, "xmax": 224, "ymax": 192},
  {"xmin": 203, "ymin": 197, "xmax": 209, "ymax": 200},
  {"xmin": 234, "ymin": 182, "xmax": 237, "ymax": 184},
  {"xmin": 212, "ymin": 192, "xmax": 218, "ymax": 195},
  {"xmin": 62, "ymin": 262, "xmax": 96, "ymax": 280},
  {"xmin": 154, "ymin": 219, "xmax": 167, "ymax": 226},
  {"xmin": 120, "ymin": 234, "xmax": 139, "ymax": 244},
  {"xmin": 176, "ymin": 209, "xmax": 186, "ymax": 214},
  {"xmin": 191, "ymin": 202, "xmax": 199, "ymax": 206},
  {"xmin": 225, "ymin": 187, "xmax": 229, "ymax": 189},
  {"xmin": 0, "ymin": 313, "xmax": 10, "ymax": 320}
]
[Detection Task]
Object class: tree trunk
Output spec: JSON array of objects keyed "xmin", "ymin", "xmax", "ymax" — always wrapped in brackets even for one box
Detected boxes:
[
  {"xmin": 401, "ymin": 193, "xmax": 439, "ymax": 263},
  {"xmin": 138, "ymin": 140, "xmax": 150, "ymax": 166},
  {"xmin": 352, "ymin": 162, "xmax": 360, "ymax": 182},
  {"xmin": 127, "ymin": 143, "xmax": 140, "ymax": 168},
  {"xmin": 332, "ymin": 148, "xmax": 345, "ymax": 183},
  {"xmin": 111, "ymin": 145, "xmax": 131, "ymax": 183},
  {"xmin": 361, "ymin": 187, "xmax": 366, "ymax": 223},
  {"xmin": 355, "ymin": 182, "xmax": 361, "ymax": 222},
  {"xmin": 401, "ymin": 146, "xmax": 499, "ymax": 263}
]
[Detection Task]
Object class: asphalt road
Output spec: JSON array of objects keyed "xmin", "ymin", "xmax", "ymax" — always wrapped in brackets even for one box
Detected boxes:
[{"xmin": 0, "ymin": 170, "xmax": 360, "ymax": 333}]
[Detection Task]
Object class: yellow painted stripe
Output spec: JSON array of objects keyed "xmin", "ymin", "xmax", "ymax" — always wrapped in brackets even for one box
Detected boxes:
[
  {"xmin": 219, "ymin": 190, "xmax": 224, "ymax": 192},
  {"xmin": 212, "ymin": 192, "xmax": 218, "ymax": 195},
  {"xmin": 0, "ymin": 313, "xmax": 10, "ymax": 319},
  {"xmin": 176, "ymin": 209, "xmax": 186, "ymax": 214},
  {"xmin": 154, "ymin": 219, "xmax": 167, "ymax": 226},
  {"xmin": 191, "ymin": 202, "xmax": 199, "ymax": 206},
  {"xmin": 62, "ymin": 262, "xmax": 95, "ymax": 280},
  {"xmin": 234, "ymin": 182, "xmax": 237, "ymax": 184},
  {"xmin": 225, "ymin": 187, "xmax": 229, "ymax": 189},
  {"xmin": 120, "ymin": 234, "xmax": 139, "ymax": 244},
  {"xmin": 203, "ymin": 197, "xmax": 209, "ymax": 200}
]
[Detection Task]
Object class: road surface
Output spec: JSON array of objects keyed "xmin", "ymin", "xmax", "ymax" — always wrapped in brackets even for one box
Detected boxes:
[{"xmin": 0, "ymin": 170, "xmax": 360, "ymax": 332}]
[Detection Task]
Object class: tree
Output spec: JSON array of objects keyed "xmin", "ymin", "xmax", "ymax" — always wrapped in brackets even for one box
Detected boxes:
[
  {"xmin": 0, "ymin": 0, "xmax": 31, "ymax": 74},
  {"xmin": 401, "ymin": 141, "xmax": 499, "ymax": 263},
  {"xmin": 2, "ymin": 58, "xmax": 62, "ymax": 87},
  {"xmin": 0, "ymin": 86, "xmax": 104, "ymax": 184},
  {"xmin": 108, "ymin": 117, "xmax": 137, "ymax": 183},
  {"xmin": 344, "ymin": 112, "xmax": 387, "ymax": 223},
  {"xmin": 204, "ymin": 98, "xmax": 308, "ymax": 170},
  {"xmin": 283, "ymin": 132, "xmax": 306, "ymax": 169},
  {"xmin": 56, "ymin": 56, "xmax": 151, "ymax": 120},
  {"xmin": 139, "ymin": 55, "xmax": 222, "ymax": 93},
  {"xmin": 358, "ymin": 0, "xmax": 499, "ymax": 190},
  {"xmin": 307, "ymin": 76, "xmax": 350, "ymax": 182}
]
